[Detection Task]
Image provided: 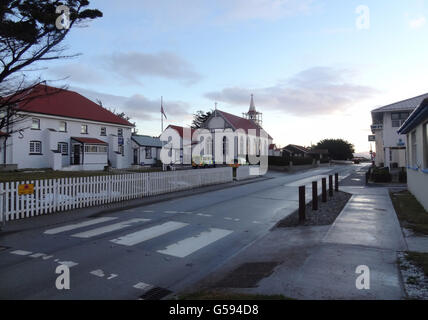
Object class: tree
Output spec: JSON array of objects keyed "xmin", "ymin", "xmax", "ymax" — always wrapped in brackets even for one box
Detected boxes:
[
  {"xmin": 0, "ymin": 0, "xmax": 102, "ymax": 133},
  {"xmin": 314, "ymin": 139, "xmax": 355, "ymax": 160},
  {"xmin": 191, "ymin": 110, "xmax": 212, "ymax": 129}
]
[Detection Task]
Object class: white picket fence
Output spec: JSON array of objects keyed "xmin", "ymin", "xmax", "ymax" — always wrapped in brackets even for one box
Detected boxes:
[{"xmin": 0, "ymin": 167, "xmax": 233, "ymax": 221}]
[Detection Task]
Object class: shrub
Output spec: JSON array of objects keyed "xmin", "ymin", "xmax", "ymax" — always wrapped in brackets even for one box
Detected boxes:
[
  {"xmin": 399, "ymin": 170, "xmax": 407, "ymax": 183},
  {"xmin": 371, "ymin": 167, "xmax": 392, "ymax": 182}
]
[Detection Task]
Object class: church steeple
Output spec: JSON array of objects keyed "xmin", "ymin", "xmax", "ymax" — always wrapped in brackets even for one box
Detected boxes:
[{"xmin": 243, "ymin": 94, "xmax": 263, "ymax": 127}]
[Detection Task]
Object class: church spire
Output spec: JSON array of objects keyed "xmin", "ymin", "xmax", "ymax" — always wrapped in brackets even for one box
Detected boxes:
[{"xmin": 249, "ymin": 94, "xmax": 256, "ymax": 113}]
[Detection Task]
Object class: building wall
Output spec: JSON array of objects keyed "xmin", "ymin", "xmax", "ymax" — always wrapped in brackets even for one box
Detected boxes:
[
  {"xmin": 5, "ymin": 114, "xmax": 132, "ymax": 170},
  {"xmin": 406, "ymin": 118, "xmax": 428, "ymax": 211}
]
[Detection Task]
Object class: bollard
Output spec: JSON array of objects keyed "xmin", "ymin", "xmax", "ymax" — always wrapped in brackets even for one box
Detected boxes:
[
  {"xmin": 335, "ymin": 173, "xmax": 339, "ymax": 192},
  {"xmin": 329, "ymin": 175, "xmax": 333, "ymax": 197},
  {"xmin": 322, "ymin": 178, "xmax": 327, "ymax": 203},
  {"xmin": 299, "ymin": 186, "xmax": 306, "ymax": 222},
  {"xmin": 312, "ymin": 181, "xmax": 318, "ymax": 211}
]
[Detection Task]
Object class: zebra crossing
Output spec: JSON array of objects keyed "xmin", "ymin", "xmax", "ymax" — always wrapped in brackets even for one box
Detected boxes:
[{"xmin": 43, "ymin": 215, "xmax": 234, "ymax": 258}]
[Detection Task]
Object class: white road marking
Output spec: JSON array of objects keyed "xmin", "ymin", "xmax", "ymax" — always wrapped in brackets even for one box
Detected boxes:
[
  {"xmin": 164, "ymin": 211, "xmax": 177, "ymax": 214},
  {"xmin": 133, "ymin": 282, "xmax": 153, "ymax": 291},
  {"xmin": 58, "ymin": 261, "xmax": 78, "ymax": 268},
  {"xmin": 143, "ymin": 210, "xmax": 154, "ymax": 213},
  {"xmin": 252, "ymin": 221, "xmax": 262, "ymax": 224},
  {"xmin": 110, "ymin": 221, "xmax": 188, "ymax": 246},
  {"xmin": 29, "ymin": 253, "xmax": 47, "ymax": 258},
  {"xmin": 158, "ymin": 228, "xmax": 233, "ymax": 258},
  {"xmin": 107, "ymin": 274, "xmax": 118, "ymax": 280},
  {"xmin": 197, "ymin": 213, "xmax": 212, "ymax": 217},
  {"xmin": 11, "ymin": 250, "xmax": 32, "ymax": 256},
  {"xmin": 90, "ymin": 269, "xmax": 105, "ymax": 277},
  {"xmin": 234, "ymin": 219, "xmax": 240, "ymax": 222},
  {"xmin": 42, "ymin": 255, "xmax": 53, "ymax": 260},
  {"xmin": 44, "ymin": 217, "xmax": 117, "ymax": 235},
  {"xmin": 224, "ymin": 217, "xmax": 233, "ymax": 221},
  {"xmin": 71, "ymin": 219, "xmax": 150, "ymax": 238}
]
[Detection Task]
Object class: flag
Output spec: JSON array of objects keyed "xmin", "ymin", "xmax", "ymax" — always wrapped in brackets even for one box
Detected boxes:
[{"xmin": 161, "ymin": 98, "xmax": 167, "ymax": 119}]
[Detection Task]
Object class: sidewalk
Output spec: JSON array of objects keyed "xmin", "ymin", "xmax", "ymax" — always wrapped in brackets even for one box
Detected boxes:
[{"xmin": 186, "ymin": 178, "xmax": 408, "ymax": 299}]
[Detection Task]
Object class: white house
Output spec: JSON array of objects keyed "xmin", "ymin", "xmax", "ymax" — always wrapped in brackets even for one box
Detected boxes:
[
  {"xmin": 160, "ymin": 98, "xmax": 273, "ymax": 165},
  {"xmin": 131, "ymin": 135, "xmax": 163, "ymax": 166},
  {"xmin": 371, "ymin": 93, "xmax": 428, "ymax": 168},
  {"xmin": 0, "ymin": 85, "xmax": 134, "ymax": 171},
  {"xmin": 398, "ymin": 98, "xmax": 428, "ymax": 211}
]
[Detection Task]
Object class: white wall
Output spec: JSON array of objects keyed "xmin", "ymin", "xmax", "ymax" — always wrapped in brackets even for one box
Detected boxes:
[{"xmin": 6, "ymin": 114, "xmax": 132, "ymax": 170}]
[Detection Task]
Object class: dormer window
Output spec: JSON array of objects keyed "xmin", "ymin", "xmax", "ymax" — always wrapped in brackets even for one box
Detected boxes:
[{"xmin": 31, "ymin": 118, "xmax": 40, "ymax": 130}]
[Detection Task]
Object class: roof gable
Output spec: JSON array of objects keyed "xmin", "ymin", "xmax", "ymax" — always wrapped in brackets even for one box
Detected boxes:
[
  {"xmin": 216, "ymin": 110, "xmax": 272, "ymax": 139},
  {"xmin": 14, "ymin": 85, "xmax": 134, "ymax": 127}
]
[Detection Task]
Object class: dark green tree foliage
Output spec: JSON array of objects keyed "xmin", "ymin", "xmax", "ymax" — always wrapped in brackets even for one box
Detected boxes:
[
  {"xmin": 191, "ymin": 110, "xmax": 212, "ymax": 129},
  {"xmin": 314, "ymin": 139, "xmax": 355, "ymax": 160}
]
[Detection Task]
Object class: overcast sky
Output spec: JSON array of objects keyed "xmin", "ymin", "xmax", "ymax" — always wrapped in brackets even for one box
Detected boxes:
[{"xmin": 40, "ymin": 0, "xmax": 428, "ymax": 153}]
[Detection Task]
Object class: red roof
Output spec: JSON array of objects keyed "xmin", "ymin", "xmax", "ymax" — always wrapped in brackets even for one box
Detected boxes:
[
  {"xmin": 14, "ymin": 85, "xmax": 133, "ymax": 127},
  {"xmin": 72, "ymin": 137, "xmax": 108, "ymax": 145},
  {"xmin": 166, "ymin": 125, "xmax": 196, "ymax": 139},
  {"xmin": 217, "ymin": 110, "xmax": 272, "ymax": 139}
]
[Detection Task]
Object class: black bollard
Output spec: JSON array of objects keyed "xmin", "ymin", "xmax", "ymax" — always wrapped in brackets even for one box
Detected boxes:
[
  {"xmin": 299, "ymin": 186, "xmax": 306, "ymax": 222},
  {"xmin": 312, "ymin": 181, "xmax": 318, "ymax": 211},
  {"xmin": 329, "ymin": 175, "xmax": 333, "ymax": 197},
  {"xmin": 335, "ymin": 173, "xmax": 339, "ymax": 192},
  {"xmin": 322, "ymin": 178, "xmax": 327, "ymax": 203}
]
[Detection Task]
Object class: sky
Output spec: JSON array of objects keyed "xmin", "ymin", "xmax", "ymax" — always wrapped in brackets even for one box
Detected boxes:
[{"xmin": 38, "ymin": 0, "xmax": 428, "ymax": 153}]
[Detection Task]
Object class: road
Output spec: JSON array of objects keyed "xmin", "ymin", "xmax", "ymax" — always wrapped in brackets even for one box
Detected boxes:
[{"xmin": 0, "ymin": 164, "xmax": 366, "ymax": 299}]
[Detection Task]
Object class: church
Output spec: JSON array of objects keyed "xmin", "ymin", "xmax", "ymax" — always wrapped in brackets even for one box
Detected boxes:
[{"xmin": 160, "ymin": 95, "xmax": 273, "ymax": 165}]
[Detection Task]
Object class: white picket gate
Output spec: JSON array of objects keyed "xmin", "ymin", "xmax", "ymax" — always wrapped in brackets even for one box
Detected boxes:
[{"xmin": 0, "ymin": 167, "xmax": 232, "ymax": 221}]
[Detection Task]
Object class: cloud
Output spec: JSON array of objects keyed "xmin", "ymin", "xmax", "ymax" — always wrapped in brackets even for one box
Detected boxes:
[
  {"xmin": 71, "ymin": 87, "xmax": 192, "ymax": 122},
  {"xmin": 103, "ymin": 51, "xmax": 202, "ymax": 85},
  {"xmin": 409, "ymin": 16, "xmax": 426, "ymax": 29},
  {"xmin": 205, "ymin": 67, "xmax": 377, "ymax": 116},
  {"xmin": 47, "ymin": 63, "xmax": 106, "ymax": 85}
]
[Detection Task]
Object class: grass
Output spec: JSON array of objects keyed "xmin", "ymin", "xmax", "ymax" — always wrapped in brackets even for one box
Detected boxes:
[
  {"xmin": 405, "ymin": 252, "xmax": 428, "ymax": 277},
  {"xmin": 390, "ymin": 190, "xmax": 428, "ymax": 235},
  {"xmin": 0, "ymin": 169, "xmax": 121, "ymax": 183},
  {"xmin": 179, "ymin": 291, "xmax": 292, "ymax": 300}
]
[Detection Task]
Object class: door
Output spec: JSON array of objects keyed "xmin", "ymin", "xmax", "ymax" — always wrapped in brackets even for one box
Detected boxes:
[
  {"xmin": 133, "ymin": 148, "xmax": 138, "ymax": 165},
  {"xmin": 73, "ymin": 144, "xmax": 81, "ymax": 165}
]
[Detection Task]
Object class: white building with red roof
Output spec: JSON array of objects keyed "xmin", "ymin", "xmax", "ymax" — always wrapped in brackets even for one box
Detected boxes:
[
  {"xmin": 160, "ymin": 96, "xmax": 273, "ymax": 165},
  {"xmin": 0, "ymin": 85, "xmax": 134, "ymax": 171}
]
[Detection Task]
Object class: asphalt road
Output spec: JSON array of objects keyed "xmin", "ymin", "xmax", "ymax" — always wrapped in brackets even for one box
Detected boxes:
[{"xmin": 0, "ymin": 164, "xmax": 366, "ymax": 300}]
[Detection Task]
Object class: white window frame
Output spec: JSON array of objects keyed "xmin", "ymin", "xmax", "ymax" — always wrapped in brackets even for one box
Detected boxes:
[
  {"xmin": 411, "ymin": 130, "xmax": 417, "ymax": 167},
  {"xmin": 58, "ymin": 142, "xmax": 68, "ymax": 156},
  {"xmin": 59, "ymin": 121, "xmax": 67, "ymax": 132},
  {"xmin": 29, "ymin": 141, "xmax": 42, "ymax": 154},
  {"xmin": 81, "ymin": 124, "xmax": 88, "ymax": 134},
  {"xmin": 100, "ymin": 127, "xmax": 107, "ymax": 136},
  {"xmin": 118, "ymin": 128, "xmax": 123, "ymax": 137},
  {"xmin": 145, "ymin": 147, "xmax": 152, "ymax": 159},
  {"xmin": 31, "ymin": 118, "xmax": 40, "ymax": 130}
]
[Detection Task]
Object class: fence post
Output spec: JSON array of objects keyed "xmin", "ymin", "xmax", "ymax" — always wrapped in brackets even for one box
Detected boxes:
[
  {"xmin": 299, "ymin": 186, "xmax": 305, "ymax": 222},
  {"xmin": 329, "ymin": 175, "xmax": 333, "ymax": 197},
  {"xmin": 335, "ymin": 173, "xmax": 339, "ymax": 192},
  {"xmin": 0, "ymin": 189, "xmax": 5, "ymax": 230},
  {"xmin": 322, "ymin": 178, "xmax": 327, "ymax": 203},
  {"xmin": 312, "ymin": 181, "xmax": 318, "ymax": 211}
]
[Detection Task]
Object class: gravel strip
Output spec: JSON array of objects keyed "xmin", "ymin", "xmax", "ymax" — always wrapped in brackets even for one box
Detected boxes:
[
  {"xmin": 397, "ymin": 252, "xmax": 428, "ymax": 300},
  {"xmin": 276, "ymin": 191, "xmax": 352, "ymax": 228}
]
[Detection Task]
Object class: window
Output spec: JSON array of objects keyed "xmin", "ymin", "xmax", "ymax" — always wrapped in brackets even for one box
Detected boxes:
[
  {"xmin": 145, "ymin": 147, "xmax": 152, "ymax": 159},
  {"xmin": 118, "ymin": 128, "xmax": 123, "ymax": 137},
  {"xmin": 391, "ymin": 112, "xmax": 410, "ymax": 128},
  {"xmin": 58, "ymin": 142, "xmax": 68, "ymax": 155},
  {"xmin": 84, "ymin": 145, "xmax": 107, "ymax": 153},
  {"xmin": 81, "ymin": 124, "xmax": 88, "ymax": 134},
  {"xmin": 59, "ymin": 121, "xmax": 67, "ymax": 132},
  {"xmin": 119, "ymin": 145, "xmax": 124, "ymax": 156},
  {"xmin": 31, "ymin": 118, "xmax": 40, "ymax": 130},
  {"xmin": 29, "ymin": 141, "xmax": 42, "ymax": 154},
  {"xmin": 100, "ymin": 127, "xmax": 106, "ymax": 136},
  {"xmin": 424, "ymin": 122, "xmax": 428, "ymax": 168},
  {"xmin": 206, "ymin": 137, "xmax": 213, "ymax": 156},
  {"xmin": 411, "ymin": 131, "xmax": 417, "ymax": 167}
]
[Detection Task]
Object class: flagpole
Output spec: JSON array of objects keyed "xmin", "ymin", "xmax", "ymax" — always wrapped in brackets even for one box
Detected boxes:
[{"xmin": 161, "ymin": 96, "xmax": 164, "ymax": 133}]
